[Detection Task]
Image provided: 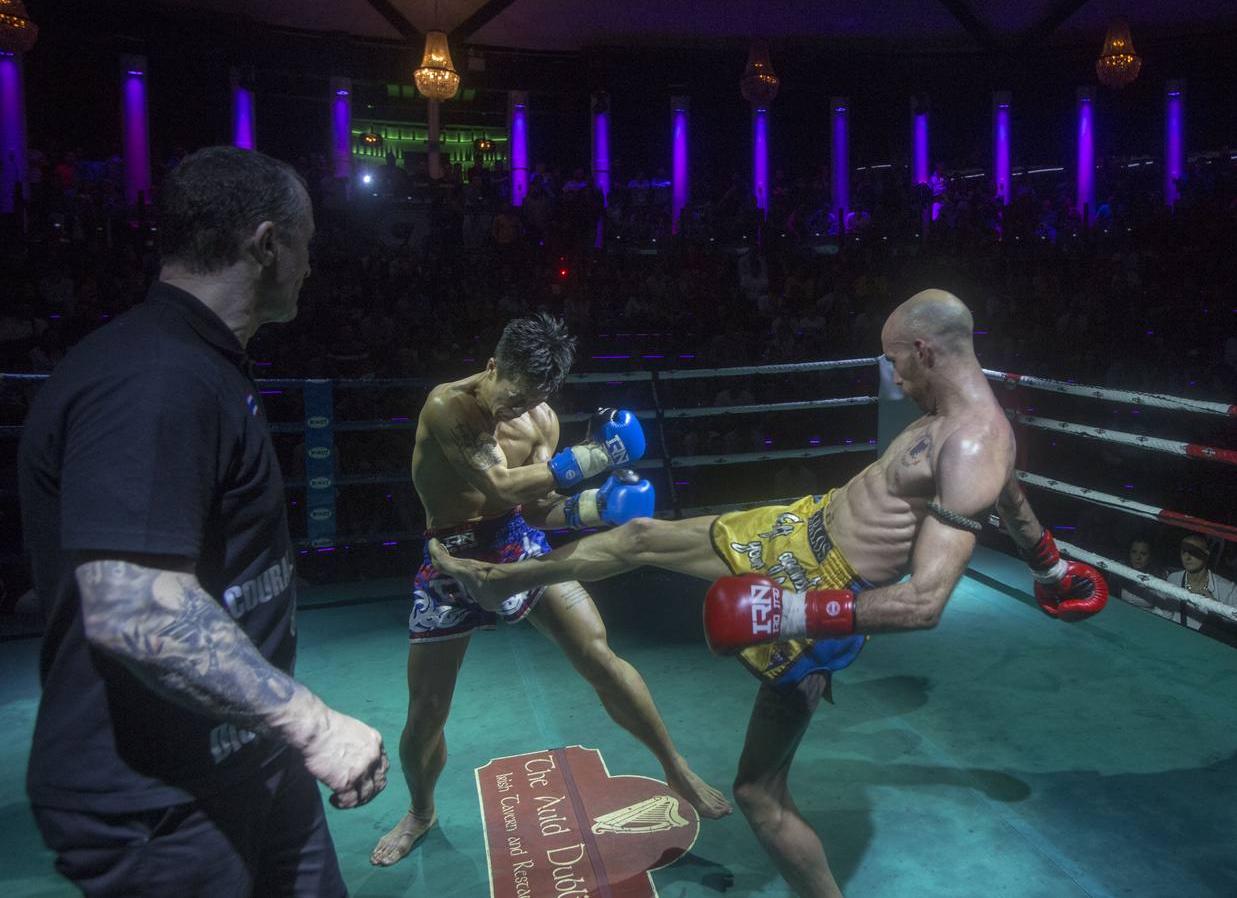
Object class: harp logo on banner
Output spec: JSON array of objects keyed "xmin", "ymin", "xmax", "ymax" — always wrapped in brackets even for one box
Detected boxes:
[{"xmin": 476, "ymin": 745, "xmax": 698, "ymax": 898}]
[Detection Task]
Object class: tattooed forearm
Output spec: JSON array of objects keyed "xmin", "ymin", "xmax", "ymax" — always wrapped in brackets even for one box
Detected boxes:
[
  {"xmin": 449, "ymin": 420, "xmax": 503, "ymax": 471},
  {"xmin": 995, "ymin": 478, "xmax": 1043, "ymax": 549},
  {"xmin": 77, "ymin": 559, "xmax": 314, "ymax": 742}
]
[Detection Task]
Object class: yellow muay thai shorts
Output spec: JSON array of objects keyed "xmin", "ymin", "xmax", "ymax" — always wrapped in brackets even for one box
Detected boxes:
[{"xmin": 709, "ymin": 490, "xmax": 872, "ymax": 694}]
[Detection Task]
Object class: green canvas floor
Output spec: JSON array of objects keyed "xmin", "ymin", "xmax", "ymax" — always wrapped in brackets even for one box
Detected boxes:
[{"xmin": 2, "ymin": 547, "xmax": 1235, "ymax": 897}]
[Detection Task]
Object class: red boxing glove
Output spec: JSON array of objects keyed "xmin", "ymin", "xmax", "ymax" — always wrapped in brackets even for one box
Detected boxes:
[
  {"xmin": 1022, "ymin": 529, "xmax": 1108, "ymax": 621},
  {"xmin": 703, "ymin": 575, "xmax": 855, "ymax": 656}
]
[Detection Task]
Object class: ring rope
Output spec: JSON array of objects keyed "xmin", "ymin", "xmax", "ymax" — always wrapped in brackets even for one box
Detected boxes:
[
  {"xmin": 1054, "ymin": 537, "xmax": 1237, "ymax": 625},
  {"xmin": 556, "ymin": 395, "xmax": 878, "ymax": 424},
  {"xmin": 1016, "ymin": 471, "xmax": 1237, "ymax": 543},
  {"xmin": 668, "ymin": 442, "xmax": 876, "ymax": 468},
  {"xmin": 984, "ymin": 369, "xmax": 1236, "ymax": 418},
  {"xmin": 1011, "ymin": 413, "xmax": 1237, "ymax": 467},
  {"xmin": 984, "ymin": 515, "xmax": 1237, "ymax": 624},
  {"xmin": 655, "ymin": 357, "xmax": 879, "ymax": 380}
]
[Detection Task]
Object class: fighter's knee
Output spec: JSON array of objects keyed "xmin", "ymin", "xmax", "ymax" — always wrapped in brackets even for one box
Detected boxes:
[
  {"xmin": 619, "ymin": 515, "xmax": 661, "ymax": 559},
  {"xmin": 571, "ymin": 636, "xmax": 620, "ymax": 685},
  {"xmin": 733, "ymin": 780, "xmax": 781, "ymax": 828},
  {"xmin": 408, "ymin": 689, "xmax": 453, "ymax": 728}
]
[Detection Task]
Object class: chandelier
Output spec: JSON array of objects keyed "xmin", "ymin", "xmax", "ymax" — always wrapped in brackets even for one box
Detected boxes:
[
  {"xmin": 0, "ymin": 0, "xmax": 38, "ymax": 54},
  {"xmin": 1096, "ymin": 19, "xmax": 1142, "ymax": 89},
  {"xmin": 414, "ymin": 31, "xmax": 460, "ymax": 101},
  {"xmin": 740, "ymin": 40, "xmax": 780, "ymax": 106}
]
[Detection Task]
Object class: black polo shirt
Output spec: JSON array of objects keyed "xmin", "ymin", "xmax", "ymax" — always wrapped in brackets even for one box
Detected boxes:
[{"xmin": 19, "ymin": 282, "xmax": 298, "ymax": 812}]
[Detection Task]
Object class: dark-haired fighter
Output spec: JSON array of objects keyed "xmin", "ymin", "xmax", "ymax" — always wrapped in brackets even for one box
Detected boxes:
[
  {"xmin": 429, "ymin": 291, "xmax": 1107, "ymax": 896},
  {"xmin": 370, "ymin": 314, "xmax": 730, "ymax": 866}
]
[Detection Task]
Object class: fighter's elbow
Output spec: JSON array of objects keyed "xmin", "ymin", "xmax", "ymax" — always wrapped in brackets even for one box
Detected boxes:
[
  {"xmin": 484, "ymin": 468, "xmax": 523, "ymax": 507},
  {"xmin": 904, "ymin": 589, "xmax": 948, "ymax": 631}
]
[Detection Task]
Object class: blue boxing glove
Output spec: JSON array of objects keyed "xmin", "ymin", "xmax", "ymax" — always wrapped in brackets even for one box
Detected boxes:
[
  {"xmin": 547, "ymin": 408, "xmax": 646, "ymax": 488},
  {"xmin": 563, "ymin": 469, "xmax": 655, "ymax": 529}
]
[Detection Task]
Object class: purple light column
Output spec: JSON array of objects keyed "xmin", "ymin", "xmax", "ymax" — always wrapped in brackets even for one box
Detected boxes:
[
  {"xmin": 591, "ymin": 92, "xmax": 610, "ymax": 205},
  {"xmin": 510, "ymin": 91, "xmax": 528, "ymax": 206},
  {"xmin": 671, "ymin": 96, "xmax": 689, "ymax": 235},
  {"xmin": 753, "ymin": 106, "xmax": 769, "ymax": 217},
  {"xmin": 1165, "ymin": 80, "xmax": 1184, "ymax": 207},
  {"xmin": 121, "ymin": 56, "xmax": 151, "ymax": 208},
  {"xmin": 993, "ymin": 92, "xmax": 1011, "ymax": 205},
  {"xmin": 232, "ymin": 70, "xmax": 255, "ymax": 150},
  {"xmin": 1075, "ymin": 87, "xmax": 1094, "ymax": 223},
  {"xmin": 831, "ymin": 98, "xmax": 848, "ymax": 233},
  {"xmin": 0, "ymin": 52, "xmax": 27, "ymax": 214},
  {"xmin": 329, "ymin": 78, "xmax": 352, "ymax": 180},
  {"xmin": 911, "ymin": 95, "xmax": 929, "ymax": 185}
]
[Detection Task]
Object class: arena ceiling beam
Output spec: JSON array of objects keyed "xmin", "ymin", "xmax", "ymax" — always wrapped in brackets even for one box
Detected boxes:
[
  {"xmin": 934, "ymin": 0, "xmax": 998, "ymax": 50},
  {"xmin": 362, "ymin": 0, "xmax": 420, "ymax": 40},
  {"xmin": 1020, "ymin": 0, "xmax": 1094, "ymax": 47},
  {"xmin": 453, "ymin": 0, "xmax": 522, "ymax": 41}
]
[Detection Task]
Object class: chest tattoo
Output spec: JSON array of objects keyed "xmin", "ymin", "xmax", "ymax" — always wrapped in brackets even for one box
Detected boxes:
[{"xmin": 901, "ymin": 433, "xmax": 933, "ymax": 467}]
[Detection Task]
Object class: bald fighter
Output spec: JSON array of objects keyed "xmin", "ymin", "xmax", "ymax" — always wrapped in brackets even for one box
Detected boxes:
[
  {"xmin": 371, "ymin": 313, "xmax": 729, "ymax": 867},
  {"xmin": 430, "ymin": 291, "xmax": 1107, "ymax": 897}
]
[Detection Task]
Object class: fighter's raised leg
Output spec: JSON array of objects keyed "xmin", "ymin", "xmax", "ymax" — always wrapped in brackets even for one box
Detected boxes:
[{"xmin": 429, "ymin": 514, "xmax": 728, "ymax": 609}]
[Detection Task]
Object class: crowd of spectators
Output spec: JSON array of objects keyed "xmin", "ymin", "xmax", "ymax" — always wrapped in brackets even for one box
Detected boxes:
[{"xmin": 1, "ymin": 139, "xmax": 1233, "ymax": 636}]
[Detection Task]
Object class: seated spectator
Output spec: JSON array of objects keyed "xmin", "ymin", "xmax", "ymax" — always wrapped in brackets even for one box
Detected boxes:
[
  {"xmin": 1114, "ymin": 534, "xmax": 1167, "ymax": 610},
  {"xmin": 1163, "ymin": 534, "xmax": 1237, "ymax": 631}
]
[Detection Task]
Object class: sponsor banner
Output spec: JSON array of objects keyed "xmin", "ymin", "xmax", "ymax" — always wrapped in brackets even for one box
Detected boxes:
[
  {"xmin": 302, "ymin": 379, "xmax": 336, "ymax": 546},
  {"xmin": 476, "ymin": 745, "xmax": 698, "ymax": 898}
]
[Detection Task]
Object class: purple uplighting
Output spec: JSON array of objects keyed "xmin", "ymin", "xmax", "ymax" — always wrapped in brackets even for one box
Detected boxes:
[
  {"xmin": 831, "ymin": 98, "xmax": 848, "ymax": 233},
  {"xmin": 1165, "ymin": 81, "xmax": 1184, "ymax": 206},
  {"xmin": 592, "ymin": 103, "xmax": 610, "ymax": 204},
  {"xmin": 753, "ymin": 106, "xmax": 768, "ymax": 215},
  {"xmin": 993, "ymin": 93, "xmax": 1011, "ymax": 205},
  {"xmin": 122, "ymin": 63, "xmax": 151, "ymax": 207},
  {"xmin": 233, "ymin": 84, "xmax": 255, "ymax": 150},
  {"xmin": 913, "ymin": 110, "xmax": 929, "ymax": 185},
  {"xmin": 1076, "ymin": 89, "xmax": 1094, "ymax": 223},
  {"xmin": 331, "ymin": 80, "xmax": 351, "ymax": 179},
  {"xmin": 510, "ymin": 97, "xmax": 528, "ymax": 207},
  {"xmin": 671, "ymin": 98, "xmax": 689, "ymax": 235},
  {"xmin": 0, "ymin": 54, "xmax": 25, "ymax": 214}
]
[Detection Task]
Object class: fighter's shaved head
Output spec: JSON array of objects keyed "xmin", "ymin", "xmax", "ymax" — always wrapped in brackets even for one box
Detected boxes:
[{"xmin": 886, "ymin": 289, "xmax": 975, "ymax": 356}]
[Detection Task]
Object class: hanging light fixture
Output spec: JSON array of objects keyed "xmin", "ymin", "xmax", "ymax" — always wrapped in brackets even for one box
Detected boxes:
[
  {"xmin": 740, "ymin": 40, "xmax": 779, "ymax": 106},
  {"xmin": 1096, "ymin": 19, "xmax": 1142, "ymax": 89},
  {"xmin": 0, "ymin": 0, "xmax": 38, "ymax": 54},
  {"xmin": 414, "ymin": 30, "xmax": 460, "ymax": 101}
]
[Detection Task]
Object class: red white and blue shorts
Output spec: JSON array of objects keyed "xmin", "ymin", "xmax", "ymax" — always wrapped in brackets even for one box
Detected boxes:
[{"xmin": 408, "ymin": 509, "xmax": 552, "ymax": 643}]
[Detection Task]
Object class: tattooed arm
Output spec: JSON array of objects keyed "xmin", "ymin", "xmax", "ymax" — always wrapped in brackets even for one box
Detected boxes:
[
  {"xmin": 76, "ymin": 554, "xmax": 388, "ymax": 808},
  {"xmin": 994, "ymin": 477, "xmax": 1046, "ymax": 551},
  {"xmin": 423, "ymin": 394, "xmax": 558, "ymax": 505}
]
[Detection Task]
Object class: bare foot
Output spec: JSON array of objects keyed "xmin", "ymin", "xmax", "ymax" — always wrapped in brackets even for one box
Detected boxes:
[
  {"xmin": 369, "ymin": 809, "xmax": 437, "ymax": 866},
  {"xmin": 428, "ymin": 538, "xmax": 506, "ymax": 610},
  {"xmin": 666, "ymin": 763, "xmax": 732, "ymax": 820}
]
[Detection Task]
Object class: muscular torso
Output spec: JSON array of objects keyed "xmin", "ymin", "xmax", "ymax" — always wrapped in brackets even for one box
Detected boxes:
[
  {"xmin": 827, "ymin": 398, "xmax": 1014, "ymax": 584},
  {"xmin": 412, "ymin": 374, "xmax": 555, "ymax": 529}
]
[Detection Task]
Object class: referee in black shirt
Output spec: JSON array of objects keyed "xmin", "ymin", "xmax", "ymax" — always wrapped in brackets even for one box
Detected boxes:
[{"xmin": 19, "ymin": 147, "xmax": 387, "ymax": 896}]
